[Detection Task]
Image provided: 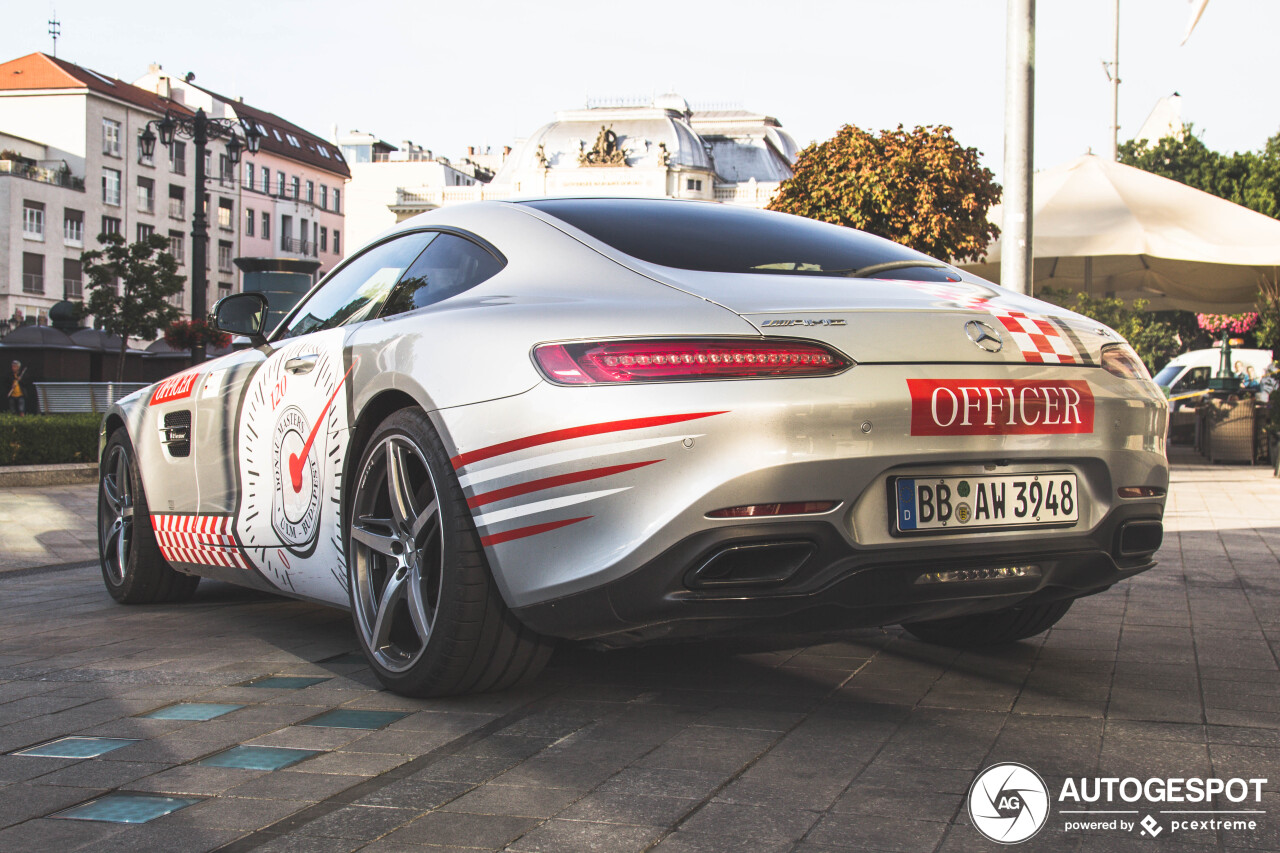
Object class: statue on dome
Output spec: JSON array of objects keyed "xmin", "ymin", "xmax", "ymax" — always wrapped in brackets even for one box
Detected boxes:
[{"xmin": 579, "ymin": 126, "xmax": 628, "ymax": 167}]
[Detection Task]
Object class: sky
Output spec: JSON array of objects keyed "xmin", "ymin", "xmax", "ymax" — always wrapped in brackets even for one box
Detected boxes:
[{"xmin": 2, "ymin": 0, "xmax": 1276, "ymax": 181}]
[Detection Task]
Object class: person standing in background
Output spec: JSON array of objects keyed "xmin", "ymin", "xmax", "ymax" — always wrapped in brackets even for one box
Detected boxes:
[{"xmin": 8, "ymin": 360, "xmax": 26, "ymax": 415}]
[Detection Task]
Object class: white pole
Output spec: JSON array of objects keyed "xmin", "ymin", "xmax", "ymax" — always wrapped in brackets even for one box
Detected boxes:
[
  {"xmin": 1110, "ymin": 0, "xmax": 1120, "ymax": 159},
  {"xmin": 1001, "ymin": 0, "xmax": 1035, "ymax": 296}
]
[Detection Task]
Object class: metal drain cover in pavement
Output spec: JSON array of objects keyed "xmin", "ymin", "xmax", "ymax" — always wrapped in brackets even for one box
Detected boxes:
[
  {"xmin": 14, "ymin": 737, "xmax": 137, "ymax": 758},
  {"xmin": 196, "ymin": 745, "xmax": 319, "ymax": 770},
  {"xmin": 244, "ymin": 676, "xmax": 331, "ymax": 689},
  {"xmin": 55, "ymin": 793, "xmax": 202, "ymax": 823}
]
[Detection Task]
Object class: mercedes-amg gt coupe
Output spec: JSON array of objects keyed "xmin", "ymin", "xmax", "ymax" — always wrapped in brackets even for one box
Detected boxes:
[{"xmin": 97, "ymin": 199, "xmax": 1169, "ymax": 696}]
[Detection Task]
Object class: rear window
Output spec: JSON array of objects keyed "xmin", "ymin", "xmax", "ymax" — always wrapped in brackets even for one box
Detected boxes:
[
  {"xmin": 523, "ymin": 198, "xmax": 967, "ymax": 282},
  {"xmin": 1152, "ymin": 364, "xmax": 1183, "ymax": 387}
]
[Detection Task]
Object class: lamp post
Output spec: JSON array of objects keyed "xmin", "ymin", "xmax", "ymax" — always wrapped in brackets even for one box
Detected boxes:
[{"xmin": 140, "ymin": 109, "xmax": 260, "ymax": 363}]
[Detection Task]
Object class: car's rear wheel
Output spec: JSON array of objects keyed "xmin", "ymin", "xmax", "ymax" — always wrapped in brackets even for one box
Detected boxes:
[
  {"xmin": 901, "ymin": 599, "xmax": 1073, "ymax": 647},
  {"xmin": 98, "ymin": 429, "xmax": 200, "ymax": 604},
  {"xmin": 347, "ymin": 408, "xmax": 553, "ymax": 697}
]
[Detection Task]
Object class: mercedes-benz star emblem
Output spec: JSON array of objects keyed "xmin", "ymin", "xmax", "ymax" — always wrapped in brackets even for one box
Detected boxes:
[{"xmin": 965, "ymin": 320, "xmax": 1004, "ymax": 353}]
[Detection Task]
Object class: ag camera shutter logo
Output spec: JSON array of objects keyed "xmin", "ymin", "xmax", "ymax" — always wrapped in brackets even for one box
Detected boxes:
[{"xmin": 968, "ymin": 763, "xmax": 1051, "ymax": 844}]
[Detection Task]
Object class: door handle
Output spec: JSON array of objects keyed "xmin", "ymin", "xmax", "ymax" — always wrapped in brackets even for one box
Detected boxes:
[{"xmin": 285, "ymin": 354, "xmax": 318, "ymax": 374}]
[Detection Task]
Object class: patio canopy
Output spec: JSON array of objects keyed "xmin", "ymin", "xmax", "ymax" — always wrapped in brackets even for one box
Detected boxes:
[{"xmin": 959, "ymin": 154, "xmax": 1280, "ymax": 312}]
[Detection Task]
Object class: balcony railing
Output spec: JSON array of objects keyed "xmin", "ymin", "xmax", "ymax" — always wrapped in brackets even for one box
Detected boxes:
[
  {"xmin": 22, "ymin": 274, "xmax": 44, "ymax": 294},
  {"xmin": 64, "ymin": 279, "xmax": 83, "ymax": 299},
  {"xmin": 280, "ymin": 236, "xmax": 318, "ymax": 257},
  {"xmin": 0, "ymin": 159, "xmax": 86, "ymax": 191},
  {"xmin": 64, "ymin": 227, "xmax": 84, "ymax": 246},
  {"xmin": 169, "ymin": 199, "xmax": 185, "ymax": 220},
  {"xmin": 171, "ymin": 158, "xmax": 186, "ymax": 176},
  {"xmin": 138, "ymin": 199, "xmax": 155, "ymax": 214}
]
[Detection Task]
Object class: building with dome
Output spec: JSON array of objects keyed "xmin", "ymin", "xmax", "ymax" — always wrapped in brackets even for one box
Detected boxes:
[{"xmin": 350, "ymin": 94, "xmax": 800, "ymax": 241}]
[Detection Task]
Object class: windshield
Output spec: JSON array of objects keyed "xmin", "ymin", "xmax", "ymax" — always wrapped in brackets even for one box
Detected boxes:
[
  {"xmin": 1152, "ymin": 364, "xmax": 1183, "ymax": 387},
  {"xmin": 523, "ymin": 199, "xmax": 976, "ymax": 282}
]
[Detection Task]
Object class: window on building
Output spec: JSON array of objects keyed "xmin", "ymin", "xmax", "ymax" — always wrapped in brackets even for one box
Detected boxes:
[
  {"xmin": 333, "ymin": 188, "xmax": 341, "ymax": 213},
  {"xmin": 219, "ymin": 154, "xmax": 231, "ymax": 184},
  {"xmin": 137, "ymin": 177, "xmax": 155, "ymax": 213},
  {"xmin": 319, "ymin": 226, "xmax": 327, "ymax": 252},
  {"xmin": 22, "ymin": 201, "xmax": 44, "ymax": 240},
  {"xmin": 170, "ymin": 141, "xmax": 186, "ymax": 175},
  {"xmin": 305, "ymin": 180, "xmax": 314, "ymax": 203},
  {"xmin": 261, "ymin": 166, "xmax": 270, "ymax": 194},
  {"xmin": 137, "ymin": 129, "xmax": 155, "ymax": 166},
  {"xmin": 276, "ymin": 170, "xmax": 285, "ymax": 195},
  {"xmin": 102, "ymin": 118, "xmax": 122, "ymax": 157},
  {"xmin": 203, "ymin": 149, "xmax": 212, "ymax": 176},
  {"xmin": 244, "ymin": 161, "xmax": 255, "ymax": 190},
  {"xmin": 320, "ymin": 185, "xmax": 328, "ymax": 210},
  {"xmin": 218, "ymin": 281, "xmax": 232, "ymax": 300},
  {"xmin": 218, "ymin": 240, "xmax": 233, "ymax": 272},
  {"xmin": 313, "ymin": 221, "xmax": 318, "ymax": 250},
  {"xmin": 168, "ymin": 230, "xmax": 184, "ymax": 264},
  {"xmin": 262, "ymin": 211, "xmax": 270, "ymax": 240},
  {"xmin": 103, "ymin": 167, "xmax": 121, "ymax": 206},
  {"xmin": 281, "ymin": 215, "xmax": 293, "ymax": 251},
  {"xmin": 290, "ymin": 176, "xmax": 300, "ymax": 200},
  {"xmin": 63, "ymin": 258, "xmax": 83, "ymax": 300},
  {"xmin": 101, "ymin": 216, "xmax": 121, "ymax": 238},
  {"xmin": 64, "ymin": 209, "xmax": 84, "ymax": 245},
  {"xmin": 22, "ymin": 252, "xmax": 44, "ymax": 294},
  {"xmin": 137, "ymin": 223, "xmax": 155, "ymax": 242},
  {"xmin": 333, "ymin": 229, "xmax": 340, "ymax": 254},
  {"xmin": 169, "ymin": 185, "xmax": 185, "ymax": 220},
  {"xmin": 218, "ymin": 198, "xmax": 234, "ymax": 230},
  {"xmin": 246, "ymin": 207, "xmax": 256, "ymax": 237},
  {"xmin": 686, "ymin": 178, "xmax": 703, "ymax": 191}
]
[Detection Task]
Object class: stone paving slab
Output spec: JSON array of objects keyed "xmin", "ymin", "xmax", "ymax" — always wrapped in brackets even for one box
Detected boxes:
[{"xmin": 0, "ymin": 457, "xmax": 1272, "ymax": 850}]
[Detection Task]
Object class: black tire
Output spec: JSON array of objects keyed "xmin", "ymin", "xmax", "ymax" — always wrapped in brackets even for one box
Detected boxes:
[
  {"xmin": 901, "ymin": 600, "xmax": 1074, "ymax": 647},
  {"xmin": 98, "ymin": 428, "xmax": 200, "ymax": 604},
  {"xmin": 346, "ymin": 408, "xmax": 553, "ymax": 697}
]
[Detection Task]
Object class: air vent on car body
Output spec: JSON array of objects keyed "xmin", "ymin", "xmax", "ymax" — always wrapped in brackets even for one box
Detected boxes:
[{"xmin": 162, "ymin": 410, "xmax": 192, "ymax": 458}]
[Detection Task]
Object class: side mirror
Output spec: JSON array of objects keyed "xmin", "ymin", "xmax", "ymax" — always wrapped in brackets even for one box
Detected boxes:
[{"xmin": 213, "ymin": 292, "xmax": 269, "ymax": 344}]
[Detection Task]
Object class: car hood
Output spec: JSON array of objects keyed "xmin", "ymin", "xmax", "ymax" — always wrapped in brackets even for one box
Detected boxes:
[{"xmin": 635, "ymin": 266, "xmax": 1119, "ymax": 366}]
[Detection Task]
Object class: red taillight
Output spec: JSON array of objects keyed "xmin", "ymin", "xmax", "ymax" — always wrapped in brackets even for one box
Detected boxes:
[
  {"xmin": 533, "ymin": 339, "xmax": 851, "ymax": 384},
  {"xmin": 707, "ymin": 501, "xmax": 838, "ymax": 518}
]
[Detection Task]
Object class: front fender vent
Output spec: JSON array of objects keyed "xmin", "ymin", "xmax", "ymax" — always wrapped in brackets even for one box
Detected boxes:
[{"xmin": 162, "ymin": 410, "xmax": 191, "ymax": 458}]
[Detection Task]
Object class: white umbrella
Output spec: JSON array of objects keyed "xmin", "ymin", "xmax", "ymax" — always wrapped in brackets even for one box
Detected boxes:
[{"xmin": 960, "ymin": 154, "xmax": 1280, "ymax": 312}]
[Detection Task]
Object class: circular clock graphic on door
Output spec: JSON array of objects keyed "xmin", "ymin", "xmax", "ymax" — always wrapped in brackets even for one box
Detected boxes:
[{"xmin": 236, "ymin": 329, "xmax": 353, "ymax": 601}]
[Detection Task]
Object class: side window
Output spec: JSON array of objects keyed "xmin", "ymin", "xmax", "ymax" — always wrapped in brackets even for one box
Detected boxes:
[
  {"xmin": 278, "ymin": 232, "xmax": 435, "ymax": 339},
  {"xmin": 381, "ymin": 233, "xmax": 504, "ymax": 318},
  {"xmin": 1180, "ymin": 367, "xmax": 1210, "ymax": 391}
]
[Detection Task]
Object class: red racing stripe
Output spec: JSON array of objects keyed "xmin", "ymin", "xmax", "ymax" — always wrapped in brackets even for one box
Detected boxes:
[
  {"xmin": 467, "ymin": 459, "xmax": 662, "ymax": 509},
  {"xmin": 451, "ymin": 411, "xmax": 728, "ymax": 470},
  {"xmin": 480, "ymin": 516, "xmax": 591, "ymax": 547}
]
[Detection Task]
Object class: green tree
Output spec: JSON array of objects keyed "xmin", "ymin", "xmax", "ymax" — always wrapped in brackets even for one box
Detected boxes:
[
  {"xmin": 80, "ymin": 232, "xmax": 185, "ymax": 383},
  {"xmin": 768, "ymin": 124, "xmax": 1001, "ymax": 262}
]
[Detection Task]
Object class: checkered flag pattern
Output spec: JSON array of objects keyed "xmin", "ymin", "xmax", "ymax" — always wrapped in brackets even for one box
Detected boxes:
[
  {"xmin": 151, "ymin": 514, "xmax": 250, "ymax": 569},
  {"xmin": 991, "ymin": 310, "xmax": 1078, "ymax": 364}
]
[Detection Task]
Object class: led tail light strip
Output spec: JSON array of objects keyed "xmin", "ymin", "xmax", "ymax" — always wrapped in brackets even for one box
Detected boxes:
[{"xmin": 533, "ymin": 339, "xmax": 851, "ymax": 385}]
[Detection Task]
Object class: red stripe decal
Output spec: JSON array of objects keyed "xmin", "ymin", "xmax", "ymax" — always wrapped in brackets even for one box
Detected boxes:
[
  {"xmin": 451, "ymin": 411, "xmax": 728, "ymax": 470},
  {"xmin": 480, "ymin": 516, "xmax": 591, "ymax": 547},
  {"xmin": 467, "ymin": 460, "xmax": 661, "ymax": 509}
]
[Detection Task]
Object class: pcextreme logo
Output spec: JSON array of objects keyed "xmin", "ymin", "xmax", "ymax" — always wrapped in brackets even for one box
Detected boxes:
[{"xmin": 969, "ymin": 764, "xmax": 1270, "ymax": 843}]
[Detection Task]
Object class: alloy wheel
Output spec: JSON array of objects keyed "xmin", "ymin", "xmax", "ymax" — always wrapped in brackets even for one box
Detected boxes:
[
  {"xmin": 350, "ymin": 434, "xmax": 444, "ymax": 673},
  {"xmin": 99, "ymin": 444, "xmax": 135, "ymax": 585}
]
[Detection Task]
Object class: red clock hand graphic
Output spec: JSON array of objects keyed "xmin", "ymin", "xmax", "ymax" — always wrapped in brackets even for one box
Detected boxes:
[{"xmin": 289, "ymin": 360, "xmax": 357, "ymax": 493}]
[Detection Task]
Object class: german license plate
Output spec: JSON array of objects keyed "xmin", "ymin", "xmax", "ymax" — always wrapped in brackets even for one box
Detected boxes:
[{"xmin": 894, "ymin": 472, "xmax": 1078, "ymax": 533}]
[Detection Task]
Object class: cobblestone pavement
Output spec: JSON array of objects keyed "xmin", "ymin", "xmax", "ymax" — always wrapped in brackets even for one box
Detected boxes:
[
  {"xmin": 0, "ymin": 459, "xmax": 1274, "ymax": 852},
  {"xmin": 0, "ymin": 483, "xmax": 97, "ymax": 571}
]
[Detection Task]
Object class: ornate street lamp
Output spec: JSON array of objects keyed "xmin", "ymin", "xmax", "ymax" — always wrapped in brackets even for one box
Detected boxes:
[{"xmin": 139, "ymin": 109, "xmax": 261, "ymax": 363}]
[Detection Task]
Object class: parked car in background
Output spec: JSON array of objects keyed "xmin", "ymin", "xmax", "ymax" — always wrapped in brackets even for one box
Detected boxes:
[
  {"xmin": 97, "ymin": 199, "xmax": 1170, "ymax": 696},
  {"xmin": 1154, "ymin": 348, "xmax": 1272, "ymax": 409}
]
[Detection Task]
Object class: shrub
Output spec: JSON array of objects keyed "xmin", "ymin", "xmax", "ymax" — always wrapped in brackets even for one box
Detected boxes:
[{"xmin": 0, "ymin": 413, "xmax": 101, "ymax": 466}]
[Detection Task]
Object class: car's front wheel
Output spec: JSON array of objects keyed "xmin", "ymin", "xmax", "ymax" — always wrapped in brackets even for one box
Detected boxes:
[
  {"xmin": 98, "ymin": 429, "xmax": 200, "ymax": 604},
  {"xmin": 901, "ymin": 599, "xmax": 1074, "ymax": 647},
  {"xmin": 347, "ymin": 408, "xmax": 553, "ymax": 697}
]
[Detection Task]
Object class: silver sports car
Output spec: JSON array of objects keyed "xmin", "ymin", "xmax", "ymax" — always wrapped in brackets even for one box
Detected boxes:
[{"xmin": 98, "ymin": 199, "xmax": 1169, "ymax": 696}]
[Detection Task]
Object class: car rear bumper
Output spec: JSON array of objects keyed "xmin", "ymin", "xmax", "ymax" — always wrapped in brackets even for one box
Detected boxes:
[{"xmin": 512, "ymin": 500, "xmax": 1162, "ymax": 644}]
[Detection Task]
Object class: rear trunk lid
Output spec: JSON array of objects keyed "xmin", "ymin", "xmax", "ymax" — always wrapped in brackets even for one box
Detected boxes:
[{"xmin": 640, "ymin": 268, "xmax": 1116, "ymax": 367}]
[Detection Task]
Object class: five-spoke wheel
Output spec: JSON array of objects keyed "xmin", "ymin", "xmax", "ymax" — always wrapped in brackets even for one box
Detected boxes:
[
  {"xmin": 97, "ymin": 429, "xmax": 199, "ymax": 604},
  {"xmin": 346, "ymin": 409, "xmax": 552, "ymax": 696}
]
